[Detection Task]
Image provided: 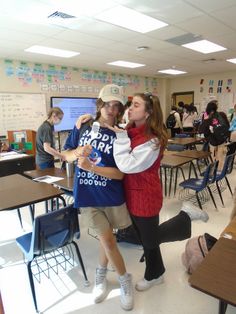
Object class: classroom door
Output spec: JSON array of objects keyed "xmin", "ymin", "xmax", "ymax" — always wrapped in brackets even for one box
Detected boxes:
[{"xmin": 172, "ymin": 91, "xmax": 194, "ymax": 106}]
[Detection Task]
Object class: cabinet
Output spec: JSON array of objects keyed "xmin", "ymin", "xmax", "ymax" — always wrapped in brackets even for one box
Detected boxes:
[
  {"xmin": 0, "ymin": 154, "xmax": 35, "ymax": 177},
  {"xmin": 7, "ymin": 130, "xmax": 36, "ymax": 156}
]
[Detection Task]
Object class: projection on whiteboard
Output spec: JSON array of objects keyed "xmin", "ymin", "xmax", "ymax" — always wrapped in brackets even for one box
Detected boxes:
[{"xmin": 51, "ymin": 97, "xmax": 97, "ymax": 132}]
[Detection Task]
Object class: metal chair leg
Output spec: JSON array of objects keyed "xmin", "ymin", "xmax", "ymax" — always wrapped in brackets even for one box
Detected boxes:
[
  {"xmin": 196, "ymin": 191, "xmax": 202, "ymax": 209},
  {"xmin": 17, "ymin": 209, "xmax": 23, "ymax": 229},
  {"xmin": 71, "ymin": 241, "xmax": 90, "ymax": 286},
  {"xmin": 225, "ymin": 177, "xmax": 233, "ymax": 196},
  {"xmin": 27, "ymin": 261, "xmax": 38, "ymax": 313},
  {"xmin": 216, "ymin": 181, "xmax": 224, "ymax": 207},
  {"xmin": 207, "ymin": 186, "xmax": 217, "ymax": 210}
]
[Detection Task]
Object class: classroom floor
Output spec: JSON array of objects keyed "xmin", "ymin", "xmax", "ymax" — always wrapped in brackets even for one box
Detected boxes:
[{"xmin": 0, "ymin": 168, "xmax": 236, "ymax": 314}]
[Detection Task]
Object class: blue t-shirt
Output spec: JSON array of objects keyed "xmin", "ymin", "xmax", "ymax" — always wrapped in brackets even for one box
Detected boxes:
[{"xmin": 64, "ymin": 125, "xmax": 125, "ymax": 208}]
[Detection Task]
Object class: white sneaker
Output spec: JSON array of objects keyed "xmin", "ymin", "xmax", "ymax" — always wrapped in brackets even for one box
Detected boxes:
[
  {"xmin": 181, "ymin": 201, "xmax": 209, "ymax": 222},
  {"xmin": 119, "ymin": 273, "xmax": 134, "ymax": 311},
  {"xmin": 135, "ymin": 275, "xmax": 164, "ymax": 291},
  {"xmin": 93, "ymin": 268, "xmax": 108, "ymax": 303}
]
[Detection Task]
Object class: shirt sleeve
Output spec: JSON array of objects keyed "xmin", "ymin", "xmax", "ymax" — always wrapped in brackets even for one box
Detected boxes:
[
  {"xmin": 64, "ymin": 126, "xmax": 80, "ymax": 149},
  {"xmin": 175, "ymin": 112, "xmax": 182, "ymax": 128},
  {"xmin": 113, "ymin": 131, "xmax": 160, "ymax": 174}
]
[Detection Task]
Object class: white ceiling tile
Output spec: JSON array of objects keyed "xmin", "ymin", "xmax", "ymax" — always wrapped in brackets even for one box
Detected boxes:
[
  {"xmin": 0, "ymin": 0, "xmax": 236, "ymax": 77},
  {"xmin": 184, "ymin": 0, "xmax": 236, "ymax": 13},
  {"xmin": 176, "ymin": 15, "xmax": 234, "ymax": 38}
]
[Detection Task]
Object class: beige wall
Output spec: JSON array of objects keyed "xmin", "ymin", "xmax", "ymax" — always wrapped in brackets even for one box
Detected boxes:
[
  {"xmin": 169, "ymin": 71, "xmax": 236, "ymax": 114},
  {"xmin": 1, "ymin": 58, "xmax": 235, "ymax": 121},
  {"xmin": 0, "ymin": 58, "xmax": 166, "ymax": 112}
]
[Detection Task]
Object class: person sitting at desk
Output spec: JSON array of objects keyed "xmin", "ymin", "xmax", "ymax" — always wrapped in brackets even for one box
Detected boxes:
[{"xmin": 36, "ymin": 107, "xmax": 66, "ymax": 170}]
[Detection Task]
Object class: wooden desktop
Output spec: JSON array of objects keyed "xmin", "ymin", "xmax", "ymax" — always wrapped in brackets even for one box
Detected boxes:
[{"xmin": 189, "ymin": 217, "xmax": 236, "ymax": 314}]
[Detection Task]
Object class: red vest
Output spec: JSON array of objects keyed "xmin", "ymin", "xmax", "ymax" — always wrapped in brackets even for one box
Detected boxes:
[{"xmin": 124, "ymin": 124, "xmax": 163, "ymax": 217}]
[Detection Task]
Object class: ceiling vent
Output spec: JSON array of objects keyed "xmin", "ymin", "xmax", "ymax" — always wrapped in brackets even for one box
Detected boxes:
[
  {"xmin": 202, "ymin": 58, "xmax": 221, "ymax": 63},
  {"xmin": 166, "ymin": 33, "xmax": 202, "ymax": 46},
  {"xmin": 48, "ymin": 11, "xmax": 76, "ymax": 19}
]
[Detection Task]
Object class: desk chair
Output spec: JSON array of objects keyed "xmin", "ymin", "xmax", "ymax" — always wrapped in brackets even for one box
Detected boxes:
[
  {"xmin": 179, "ymin": 161, "xmax": 218, "ymax": 210},
  {"xmin": 167, "ymin": 144, "xmax": 185, "ymax": 151},
  {"xmin": 16, "ymin": 205, "xmax": 89, "ymax": 313},
  {"xmin": 174, "ymin": 133, "xmax": 190, "ymax": 138},
  {"xmin": 215, "ymin": 153, "xmax": 235, "ymax": 207}
]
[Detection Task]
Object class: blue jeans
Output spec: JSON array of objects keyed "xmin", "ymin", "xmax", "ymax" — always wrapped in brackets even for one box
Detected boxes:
[{"xmin": 38, "ymin": 160, "xmax": 55, "ymax": 170}]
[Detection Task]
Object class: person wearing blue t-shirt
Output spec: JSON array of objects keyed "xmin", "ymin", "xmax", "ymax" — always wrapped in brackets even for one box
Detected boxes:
[{"xmin": 62, "ymin": 84, "xmax": 133, "ymax": 311}]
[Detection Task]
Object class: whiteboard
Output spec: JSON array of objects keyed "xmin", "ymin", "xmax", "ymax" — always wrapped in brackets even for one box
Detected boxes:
[{"xmin": 0, "ymin": 93, "xmax": 47, "ymax": 136}]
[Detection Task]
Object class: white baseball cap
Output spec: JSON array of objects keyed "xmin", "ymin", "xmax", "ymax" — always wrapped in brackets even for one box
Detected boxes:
[{"xmin": 98, "ymin": 84, "xmax": 125, "ymax": 105}]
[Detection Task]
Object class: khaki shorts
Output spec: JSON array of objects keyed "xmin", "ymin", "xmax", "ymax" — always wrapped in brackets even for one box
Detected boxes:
[{"xmin": 80, "ymin": 203, "xmax": 131, "ymax": 236}]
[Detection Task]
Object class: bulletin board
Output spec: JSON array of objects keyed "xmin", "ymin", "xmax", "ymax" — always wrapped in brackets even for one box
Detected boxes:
[{"xmin": 0, "ymin": 93, "xmax": 47, "ymax": 136}]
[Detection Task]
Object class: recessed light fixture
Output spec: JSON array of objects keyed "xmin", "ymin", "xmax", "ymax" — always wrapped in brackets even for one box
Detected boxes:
[
  {"xmin": 107, "ymin": 60, "xmax": 145, "ymax": 68},
  {"xmin": 226, "ymin": 58, "xmax": 236, "ymax": 64},
  {"xmin": 136, "ymin": 46, "xmax": 150, "ymax": 51},
  {"xmin": 158, "ymin": 69, "xmax": 187, "ymax": 75},
  {"xmin": 95, "ymin": 5, "xmax": 168, "ymax": 33},
  {"xmin": 182, "ymin": 40, "xmax": 227, "ymax": 54},
  {"xmin": 25, "ymin": 45, "xmax": 80, "ymax": 58}
]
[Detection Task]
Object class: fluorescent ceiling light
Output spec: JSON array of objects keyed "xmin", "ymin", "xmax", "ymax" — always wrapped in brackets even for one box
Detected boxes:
[
  {"xmin": 158, "ymin": 69, "xmax": 187, "ymax": 75},
  {"xmin": 25, "ymin": 45, "xmax": 80, "ymax": 58},
  {"xmin": 182, "ymin": 40, "xmax": 227, "ymax": 54},
  {"xmin": 226, "ymin": 58, "xmax": 236, "ymax": 64},
  {"xmin": 95, "ymin": 5, "xmax": 168, "ymax": 33},
  {"xmin": 107, "ymin": 61, "xmax": 145, "ymax": 68}
]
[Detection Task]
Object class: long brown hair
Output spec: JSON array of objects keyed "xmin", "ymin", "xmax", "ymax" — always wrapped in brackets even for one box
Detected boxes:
[{"xmin": 134, "ymin": 93, "xmax": 168, "ymax": 149}]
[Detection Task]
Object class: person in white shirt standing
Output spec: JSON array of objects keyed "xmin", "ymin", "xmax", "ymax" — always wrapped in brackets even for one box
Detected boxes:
[
  {"xmin": 182, "ymin": 104, "xmax": 198, "ymax": 136},
  {"xmin": 169, "ymin": 106, "xmax": 182, "ymax": 137}
]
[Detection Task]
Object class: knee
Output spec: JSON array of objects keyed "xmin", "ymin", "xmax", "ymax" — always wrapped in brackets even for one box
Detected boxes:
[{"xmin": 101, "ymin": 236, "xmax": 116, "ymax": 253}]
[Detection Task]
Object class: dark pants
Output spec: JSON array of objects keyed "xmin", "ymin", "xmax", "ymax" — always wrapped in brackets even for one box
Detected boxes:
[
  {"xmin": 183, "ymin": 127, "xmax": 194, "ymax": 136},
  {"xmin": 37, "ymin": 160, "xmax": 55, "ymax": 170},
  {"xmin": 171, "ymin": 127, "xmax": 181, "ymax": 137},
  {"xmin": 131, "ymin": 211, "xmax": 191, "ymax": 280}
]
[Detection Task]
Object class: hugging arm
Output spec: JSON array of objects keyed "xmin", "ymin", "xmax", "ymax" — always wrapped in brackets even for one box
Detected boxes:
[{"xmin": 113, "ymin": 131, "xmax": 160, "ymax": 174}]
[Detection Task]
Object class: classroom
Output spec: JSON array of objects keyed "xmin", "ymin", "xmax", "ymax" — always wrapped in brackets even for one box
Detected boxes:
[{"xmin": 0, "ymin": 1, "xmax": 236, "ymax": 314}]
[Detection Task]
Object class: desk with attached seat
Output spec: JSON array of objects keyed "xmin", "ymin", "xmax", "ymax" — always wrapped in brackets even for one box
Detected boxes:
[
  {"xmin": 0, "ymin": 174, "xmax": 65, "ymax": 218},
  {"xmin": 24, "ymin": 168, "xmax": 74, "ymax": 192}
]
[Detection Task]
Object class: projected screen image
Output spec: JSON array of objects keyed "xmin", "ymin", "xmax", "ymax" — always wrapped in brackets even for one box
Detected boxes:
[{"xmin": 51, "ymin": 97, "xmax": 97, "ymax": 132}]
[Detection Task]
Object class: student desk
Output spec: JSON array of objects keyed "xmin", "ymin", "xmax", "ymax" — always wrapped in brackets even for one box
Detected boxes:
[
  {"xmin": 0, "ymin": 152, "xmax": 35, "ymax": 177},
  {"xmin": 168, "ymin": 136, "xmax": 203, "ymax": 149},
  {"xmin": 169, "ymin": 150, "xmax": 212, "ymax": 177},
  {"xmin": 161, "ymin": 155, "xmax": 195, "ymax": 197},
  {"xmin": 189, "ymin": 217, "xmax": 236, "ymax": 314},
  {"xmin": 24, "ymin": 168, "xmax": 74, "ymax": 192},
  {"xmin": 0, "ymin": 174, "xmax": 64, "ymax": 213}
]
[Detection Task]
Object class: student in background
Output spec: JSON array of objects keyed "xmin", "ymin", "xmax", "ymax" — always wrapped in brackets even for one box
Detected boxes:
[
  {"xmin": 36, "ymin": 107, "xmax": 65, "ymax": 170},
  {"xmin": 177, "ymin": 101, "xmax": 185, "ymax": 121},
  {"xmin": 182, "ymin": 104, "xmax": 198, "ymax": 135},
  {"xmin": 62, "ymin": 84, "xmax": 133, "ymax": 311},
  {"xmin": 121, "ymin": 100, "xmax": 132, "ymax": 126},
  {"xmin": 169, "ymin": 105, "xmax": 182, "ymax": 137},
  {"xmin": 199, "ymin": 100, "xmax": 229, "ymax": 171}
]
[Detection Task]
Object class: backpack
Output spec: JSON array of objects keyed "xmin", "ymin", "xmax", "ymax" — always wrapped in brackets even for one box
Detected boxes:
[
  {"xmin": 209, "ymin": 113, "xmax": 229, "ymax": 146},
  {"xmin": 166, "ymin": 112, "xmax": 176, "ymax": 129},
  {"xmin": 181, "ymin": 233, "xmax": 217, "ymax": 274},
  {"xmin": 116, "ymin": 225, "xmax": 141, "ymax": 245}
]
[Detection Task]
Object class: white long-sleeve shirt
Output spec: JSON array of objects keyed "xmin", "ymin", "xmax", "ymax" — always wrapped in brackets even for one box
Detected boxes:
[{"xmin": 113, "ymin": 131, "xmax": 160, "ymax": 174}]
